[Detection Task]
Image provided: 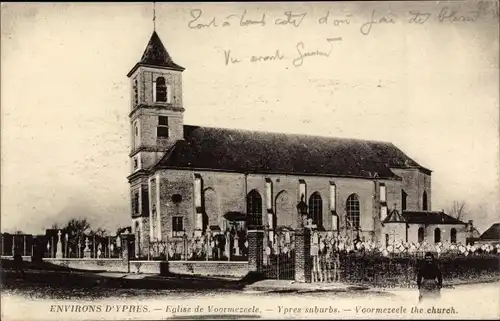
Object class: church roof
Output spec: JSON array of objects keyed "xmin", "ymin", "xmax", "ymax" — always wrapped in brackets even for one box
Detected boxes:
[
  {"xmin": 402, "ymin": 211, "xmax": 466, "ymax": 225},
  {"xmin": 479, "ymin": 223, "xmax": 500, "ymax": 240},
  {"xmin": 153, "ymin": 125, "xmax": 431, "ymax": 179},
  {"xmin": 127, "ymin": 31, "xmax": 184, "ymax": 77},
  {"xmin": 383, "ymin": 209, "xmax": 406, "ymax": 223}
]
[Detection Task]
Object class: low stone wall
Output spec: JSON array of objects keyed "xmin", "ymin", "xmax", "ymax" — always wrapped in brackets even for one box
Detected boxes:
[
  {"xmin": 43, "ymin": 258, "xmax": 129, "ymax": 272},
  {"xmin": 162, "ymin": 261, "xmax": 249, "ymax": 278},
  {"xmin": 129, "ymin": 261, "xmax": 161, "ymax": 274},
  {"xmin": 1, "ymin": 255, "xmax": 32, "ymax": 262},
  {"xmin": 42, "ymin": 258, "xmax": 249, "ymax": 278}
]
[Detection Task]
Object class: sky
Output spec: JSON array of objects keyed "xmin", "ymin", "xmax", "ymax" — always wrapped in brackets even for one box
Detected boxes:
[{"xmin": 1, "ymin": 1, "xmax": 499, "ymax": 234}]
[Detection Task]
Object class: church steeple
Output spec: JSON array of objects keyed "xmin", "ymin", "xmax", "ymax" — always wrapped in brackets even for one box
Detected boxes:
[
  {"xmin": 127, "ymin": 31, "xmax": 185, "ymax": 77},
  {"xmin": 127, "ymin": 29, "xmax": 185, "ymax": 177},
  {"xmin": 126, "ymin": 11, "xmax": 186, "ymax": 258}
]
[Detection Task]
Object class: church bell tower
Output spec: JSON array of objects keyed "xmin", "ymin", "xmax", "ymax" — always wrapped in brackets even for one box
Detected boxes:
[
  {"xmin": 126, "ymin": 29, "xmax": 185, "ymax": 255},
  {"xmin": 127, "ymin": 30, "xmax": 185, "ymax": 173}
]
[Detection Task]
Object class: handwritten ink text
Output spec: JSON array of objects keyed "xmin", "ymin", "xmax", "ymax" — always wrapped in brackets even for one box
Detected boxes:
[
  {"xmin": 224, "ymin": 50, "xmax": 241, "ymax": 66},
  {"xmin": 293, "ymin": 38, "xmax": 340, "ymax": 67},
  {"xmin": 408, "ymin": 10, "xmax": 431, "ymax": 24},
  {"xmin": 275, "ymin": 11, "xmax": 307, "ymax": 27},
  {"xmin": 227, "ymin": 10, "xmax": 266, "ymax": 27},
  {"xmin": 438, "ymin": 7, "xmax": 480, "ymax": 23},
  {"xmin": 360, "ymin": 10, "xmax": 398, "ymax": 35}
]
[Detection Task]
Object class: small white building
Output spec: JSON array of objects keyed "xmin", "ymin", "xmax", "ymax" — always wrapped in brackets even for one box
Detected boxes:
[{"xmin": 382, "ymin": 209, "xmax": 468, "ymax": 246}]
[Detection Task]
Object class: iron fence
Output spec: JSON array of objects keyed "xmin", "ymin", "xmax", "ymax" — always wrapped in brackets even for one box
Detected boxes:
[
  {"xmin": 1, "ymin": 233, "xmax": 122, "ymax": 259},
  {"xmin": 137, "ymin": 229, "xmax": 249, "ymax": 261},
  {"xmin": 263, "ymin": 229, "xmax": 296, "ymax": 280},
  {"xmin": 309, "ymin": 230, "xmax": 500, "ymax": 285}
]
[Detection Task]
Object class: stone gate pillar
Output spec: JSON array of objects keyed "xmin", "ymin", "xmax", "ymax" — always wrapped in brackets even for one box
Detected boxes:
[
  {"xmin": 247, "ymin": 229, "xmax": 265, "ymax": 273},
  {"xmin": 295, "ymin": 227, "xmax": 312, "ymax": 282}
]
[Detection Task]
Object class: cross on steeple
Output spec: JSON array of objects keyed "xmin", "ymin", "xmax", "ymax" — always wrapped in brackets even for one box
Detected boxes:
[{"xmin": 153, "ymin": 2, "xmax": 156, "ymax": 31}]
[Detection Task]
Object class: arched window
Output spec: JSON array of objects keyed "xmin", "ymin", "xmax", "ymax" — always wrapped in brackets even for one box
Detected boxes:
[
  {"xmin": 450, "ymin": 228, "xmax": 457, "ymax": 243},
  {"xmin": 308, "ymin": 192, "xmax": 323, "ymax": 229},
  {"xmin": 434, "ymin": 228, "xmax": 441, "ymax": 243},
  {"xmin": 247, "ymin": 190, "xmax": 262, "ymax": 227},
  {"xmin": 423, "ymin": 191, "xmax": 428, "ymax": 211},
  {"xmin": 418, "ymin": 227, "xmax": 425, "ymax": 243},
  {"xmin": 154, "ymin": 77, "xmax": 167, "ymax": 102},
  {"xmin": 346, "ymin": 194, "xmax": 360, "ymax": 230}
]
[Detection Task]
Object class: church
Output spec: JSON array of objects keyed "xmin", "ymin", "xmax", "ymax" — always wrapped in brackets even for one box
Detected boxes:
[{"xmin": 126, "ymin": 30, "xmax": 468, "ymax": 257}]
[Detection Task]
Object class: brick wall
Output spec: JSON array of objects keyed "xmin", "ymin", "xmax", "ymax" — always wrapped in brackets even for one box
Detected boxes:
[
  {"xmin": 382, "ymin": 223, "xmax": 408, "ymax": 245},
  {"xmin": 132, "ymin": 217, "xmax": 150, "ymax": 256},
  {"xmin": 390, "ymin": 168, "xmax": 431, "ymax": 211},
  {"xmin": 372, "ymin": 179, "xmax": 405, "ymax": 244},
  {"xmin": 130, "ymin": 260, "xmax": 161, "ymax": 274},
  {"xmin": 129, "ymin": 67, "xmax": 184, "ymax": 148},
  {"xmin": 150, "ymin": 177, "xmax": 158, "ymax": 240},
  {"xmin": 164, "ymin": 261, "xmax": 249, "ymax": 278},
  {"xmin": 138, "ymin": 69, "xmax": 183, "ymax": 109},
  {"xmin": 158, "ymin": 170, "xmax": 195, "ymax": 237},
  {"xmin": 295, "ymin": 228, "xmax": 312, "ymax": 282},
  {"xmin": 420, "ymin": 224, "xmax": 467, "ymax": 245},
  {"xmin": 247, "ymin": 230, "xmax": 264, "ymax": 273},
  {"xmin": 152, "ymin": 170, "xmax": 419, "ymax": 243},
  {"xmin": 43, "ymin": 258, "xmax": 248, "ymax": 277},
  {"xmin": 131, "ymin": 111, "xmax": 184, "ymax": 152},
  {"xmin": 43, "ymin": 258, "xmax": 129, "ymax": 272},
  {"xmin": 199, "ymin": 172, "xmax": 246, "ymax": 229},
  {"xmin": 379, "ymin": 223, "xmax": 468, "ymax": 245}
]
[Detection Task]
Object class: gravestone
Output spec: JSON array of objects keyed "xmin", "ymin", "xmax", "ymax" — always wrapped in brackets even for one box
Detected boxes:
[
  {"xmin": 56, "ymin": 230, "xmax": 63, "ymax": 258},
  {"xmin": 84, "ymin": 237, "xmax": 91, "ymax": 258}
]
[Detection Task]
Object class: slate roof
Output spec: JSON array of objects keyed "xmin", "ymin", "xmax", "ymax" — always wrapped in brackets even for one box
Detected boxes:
[
  {"xmin": 383, "ymin": 209, "xmax": 406, "ymax": 223},
  {"xmin": 402, "ymin": 211, "xmax": 466, "ymax": 225},
  {"xmin": 127, "ymin": 31, "xmax": 184, "ymax": 77},
  {"xmin": 479, "ymin": 223, "xmax": 500, "ymax": 240},
  {"xmin": 154, "ymin": 125, "xmax": 431, "ymax": 179}
]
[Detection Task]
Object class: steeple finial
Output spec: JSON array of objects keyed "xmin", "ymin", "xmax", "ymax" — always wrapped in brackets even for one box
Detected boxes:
[{"xmin": 153, "ymin": 2, "xmax": 156, "ymax": 31}]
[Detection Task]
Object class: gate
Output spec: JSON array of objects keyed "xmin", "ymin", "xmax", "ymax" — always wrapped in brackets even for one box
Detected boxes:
[{"xmin": 263, "ymin": 229, "xmax": 295, "ymax": 280}]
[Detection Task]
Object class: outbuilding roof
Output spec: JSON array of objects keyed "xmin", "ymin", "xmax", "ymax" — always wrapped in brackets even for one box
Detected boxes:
[
  {"xmin": 402, "ymin": 211, "xmax": 466, "ymax": 225},
  {"xmin": 479, "ymin": 223, "xmax": 500, "ymax": 240}
]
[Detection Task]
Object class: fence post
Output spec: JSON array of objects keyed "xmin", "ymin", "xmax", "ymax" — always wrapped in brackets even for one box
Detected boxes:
[
  {"xmin": 295, "ymin": 227, "xmax": 312, "ymax": 283},
  {"xmin": 226, "ymin": 231, "xmax": 231, "ymax": 261},
  {"xmin": 247, "ymin": 228, "xmax": 264, "ymax": 273},
  {"xmin": 121, "ymin": 234, "xmax": 130, "ymax": 273},
  {"xmin": 206, "ymin": 232, "xmax": 209, "ymax": 261}
]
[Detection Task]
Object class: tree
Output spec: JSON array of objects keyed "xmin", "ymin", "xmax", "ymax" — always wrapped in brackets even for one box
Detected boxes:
[
  {"xmin": 14, "ymin": 230, "xmax": 24, "ymax": 235},
  {"xmin": 447, "ymin": 201, "xmax": 468, "ymax": 220},
  {"xmin": 92, "ymin": 228, "xmax": 108, "ymax": 237},
  {"xmin": 64, "ymin": 218, "xmax": 91, "ymax": 241},
  {"xmin": 116, "ymin": 226, "xmax": 131, "ymax": 235}
]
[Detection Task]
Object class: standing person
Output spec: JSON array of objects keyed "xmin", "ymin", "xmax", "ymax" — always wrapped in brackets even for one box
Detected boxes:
[
  {"xmin": 417, "ymin": 252, "xmax": 443, "ymax": 302},
  {"xmin": 13, "ymin": 248, "xmax": 25, "ymax": 278},
  {"xmin": 332, "ymin": 250, "xmax": 341, "ymax": 282}
]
